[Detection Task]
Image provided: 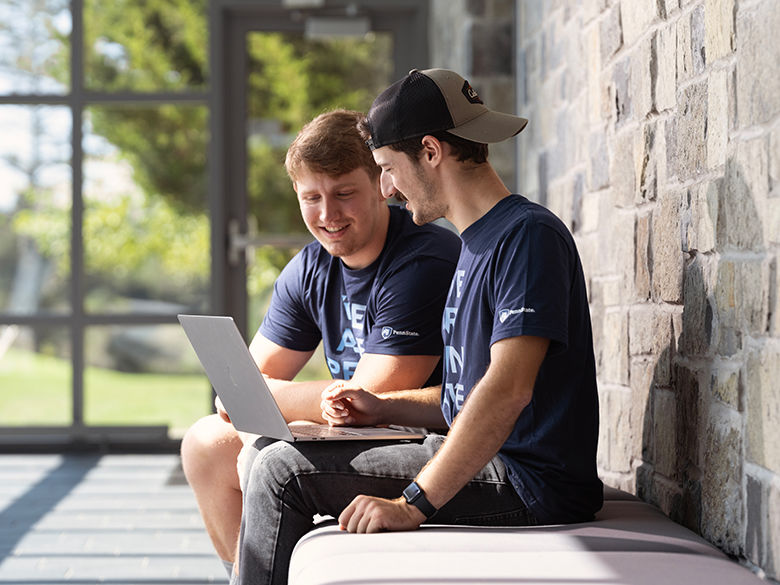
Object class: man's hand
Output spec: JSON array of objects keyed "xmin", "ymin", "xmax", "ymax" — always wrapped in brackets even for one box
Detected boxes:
[
  {"xmin": 338, "ymin": 495, "xmax": 425, "ymax": 533},
  {"xmin": 320, "ymin": 381, "xmax": 384, "ymax": 426}
]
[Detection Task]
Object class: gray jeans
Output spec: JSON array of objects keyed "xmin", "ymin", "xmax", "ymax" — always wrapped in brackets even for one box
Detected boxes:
[{"xmin": 235, "ymin": 434, "xmax": 536, "ymax": 585}]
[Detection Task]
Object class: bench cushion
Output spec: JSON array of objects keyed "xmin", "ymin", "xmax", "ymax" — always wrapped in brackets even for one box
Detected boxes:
[{"xmin": 288, "ymin": 490, "xmax": 762, "ymax": 585}]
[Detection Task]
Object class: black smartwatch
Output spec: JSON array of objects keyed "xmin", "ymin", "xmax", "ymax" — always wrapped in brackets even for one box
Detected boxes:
[{"xmin": 402, "ymin": 481, "xmax": 437, "ymax": 519}]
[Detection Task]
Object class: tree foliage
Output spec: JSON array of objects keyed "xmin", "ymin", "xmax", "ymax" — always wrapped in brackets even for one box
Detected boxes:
[{"xmin": 9, "ymin": 0, "xmax": 394, "ymax": 310}]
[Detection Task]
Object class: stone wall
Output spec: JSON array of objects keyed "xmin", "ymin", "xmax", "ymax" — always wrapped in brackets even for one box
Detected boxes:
[
  {"xmin": 512, "ymin": 0, "xmax": 780, "ymax": 580},
  {"xmin": 429, "ymin": 0, "xmax": 518, "ymax": 187}
]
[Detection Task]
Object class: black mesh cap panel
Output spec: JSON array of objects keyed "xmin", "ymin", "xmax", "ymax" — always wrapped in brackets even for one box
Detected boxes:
[{"xmin": 366, "ymin": 71, "xmax": 454, "ymax": 150}]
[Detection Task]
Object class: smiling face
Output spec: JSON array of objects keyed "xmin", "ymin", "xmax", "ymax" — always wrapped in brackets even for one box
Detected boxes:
[
  {"xmin": 372, "ymin": 145, "xmax": 446, "ymax": 226},
  {"xmin": 295, "ymin": 166, "xmax": 389, "ymax": 269}
]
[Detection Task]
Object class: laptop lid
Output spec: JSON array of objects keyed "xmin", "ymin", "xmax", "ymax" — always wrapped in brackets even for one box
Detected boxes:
[{"xmin": 178, "ymin": 314, "xmax": 424, "ymax": 442}]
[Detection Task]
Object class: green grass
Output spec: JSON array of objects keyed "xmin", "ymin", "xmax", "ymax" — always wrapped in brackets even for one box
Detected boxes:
[
  {"xmin": 0, "ymin": 348, "xmax": 211, "ymax": 434},
  {"xmin": 0, "ymin": 345, "xmax": 332, "ymax": 435}
]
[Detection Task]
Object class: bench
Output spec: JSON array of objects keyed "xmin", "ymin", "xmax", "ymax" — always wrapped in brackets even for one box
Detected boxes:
[{"xmin": 288, "ymin": 486, "xmax": 764, "ymax": 585}]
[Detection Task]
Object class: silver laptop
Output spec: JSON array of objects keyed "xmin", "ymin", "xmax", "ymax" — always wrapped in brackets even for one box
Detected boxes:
[{"xmin": 178, "ymin": 314, "xmax": 425, "ymax": 442}]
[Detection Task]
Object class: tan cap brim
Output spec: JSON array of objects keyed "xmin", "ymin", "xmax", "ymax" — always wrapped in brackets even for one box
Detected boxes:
[{"xmin": 445, "ymin": 109, "xmax": 529, "ymax": 143}]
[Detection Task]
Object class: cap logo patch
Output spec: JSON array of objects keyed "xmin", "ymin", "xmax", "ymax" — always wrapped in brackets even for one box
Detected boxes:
[{"xmin": 461, "ymin": 80, "xmax": 483, "ymax": 104}]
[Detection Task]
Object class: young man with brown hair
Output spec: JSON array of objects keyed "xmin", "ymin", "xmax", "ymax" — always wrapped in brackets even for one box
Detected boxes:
[
  {"xmin": 180, "ymin": 109, "xmax": 460, "ymax": 577},
  {"xmin": 233, "ymin": 71, "xmax": 601, "ymax": 585}
]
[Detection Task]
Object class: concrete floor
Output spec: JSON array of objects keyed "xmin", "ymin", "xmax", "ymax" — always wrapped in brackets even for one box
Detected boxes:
[{"xmin": 0, "ymin": 454, "xmax": 227, "ymax": 585}]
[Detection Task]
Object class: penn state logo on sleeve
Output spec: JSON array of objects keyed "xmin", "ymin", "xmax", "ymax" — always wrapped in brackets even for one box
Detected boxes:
[
  {"xmin": 381, "ymin": 326, "xmax": 420, "ymax": 339},
  {"xmin": 499, "ymin": 307, "xmax": 536, "ymax": 323}
]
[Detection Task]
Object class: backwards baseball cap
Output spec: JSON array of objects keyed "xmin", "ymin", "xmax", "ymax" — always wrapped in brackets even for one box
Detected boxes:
[{"xmin": 364, "ymin": 68, "xmax": 528, "ymax": 151}]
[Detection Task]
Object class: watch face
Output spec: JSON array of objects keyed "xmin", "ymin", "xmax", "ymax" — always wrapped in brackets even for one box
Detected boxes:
[{"xmin": 403, "ymin": 482, "xmax": 422, "ymax": 503}]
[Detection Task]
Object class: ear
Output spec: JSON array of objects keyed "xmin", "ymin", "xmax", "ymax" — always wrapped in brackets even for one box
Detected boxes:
[{"xmin": 419, "ymin": 135, "xmax": 444, "ymax": 167}]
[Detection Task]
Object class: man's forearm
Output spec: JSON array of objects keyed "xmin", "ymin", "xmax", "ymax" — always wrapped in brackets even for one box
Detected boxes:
[
  {"xmin": 265, "ymin": 378, "xmax": 331, "ymax": 423},
  {"xmin": 378, "ymin": 386, "xmax": 446, "ymax": 429},
  {"xmin": 414, "ymin": 336, "xmax": 547, "ymax": 509}
]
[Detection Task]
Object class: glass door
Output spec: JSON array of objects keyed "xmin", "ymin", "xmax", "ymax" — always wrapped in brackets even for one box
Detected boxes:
[
  {"xmin": 217, "ymin": 0, "xmax": 429, "ymax": 345},
  {"xmin": 241, "ymin": 28, "xmax": 394, "ymax": 380}
]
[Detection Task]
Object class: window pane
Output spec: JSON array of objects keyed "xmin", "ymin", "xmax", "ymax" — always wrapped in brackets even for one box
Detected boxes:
[
  {"xmin": 0, "ymin": 0, "xmax": 71, "ymax": 95},
  {"xmin": 82, "ymin": 105, "xmax": 209, "ymax": 314},
  {"xmin": 83, "ymin": 0, "xmax": 207, "ymax": 92},
  {"xmin": 0, "ymin": 325, "xmax": 71, "ymax": 425},
  {"xmin": 84, "ymin": 325, "xmax": 210, "ymax": 436},
  {"xmin": 0, "ymin": 105, "xmax": 71, "ymax": 314}
]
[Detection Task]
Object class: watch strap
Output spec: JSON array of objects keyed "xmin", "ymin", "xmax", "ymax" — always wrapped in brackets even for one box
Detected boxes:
[{"xmin": 402, "ymin": 481, "xmax": 437, "ymax": 519}]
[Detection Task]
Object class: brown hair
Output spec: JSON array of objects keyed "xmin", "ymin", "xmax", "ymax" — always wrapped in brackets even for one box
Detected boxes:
[
  {"xmin": 357, "ymin": 117, "xmax": 489, "ymax": 165},
  {"xmin": 285, "ymin": 110, "xmax": 380, "ymax": 183}
]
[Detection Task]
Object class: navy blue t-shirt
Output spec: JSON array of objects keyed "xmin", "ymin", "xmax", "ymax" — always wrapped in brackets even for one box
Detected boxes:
[
  {"xmin": 442, "ymin": 195, "xmax": 602, "ymax": 524},
  {"xmin": 259, "ymin": 205, "xmax": 461, "ymax": 385}
]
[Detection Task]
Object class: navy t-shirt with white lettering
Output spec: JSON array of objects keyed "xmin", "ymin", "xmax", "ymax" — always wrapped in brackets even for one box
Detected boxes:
[
  {"xmin": 441, "ymin": 195, "xmax": 603, "ymax": 524},
  {"xmin": 259, "ymin": 205, "xmax": 461, "ymax": 385}
]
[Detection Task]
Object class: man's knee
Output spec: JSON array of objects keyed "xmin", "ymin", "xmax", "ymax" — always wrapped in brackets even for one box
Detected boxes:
[
  {"xmin": 245, "ymin": 440, "xmax": 304, "ymax": 494},
  {"xmin": 181, "ymin": 414, "xmax": 241, "ymax": 482}
]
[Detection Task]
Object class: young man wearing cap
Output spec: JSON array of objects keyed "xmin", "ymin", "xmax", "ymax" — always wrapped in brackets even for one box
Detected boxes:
[
  {"xmin": 233, "ymin": 72, "xmax": 601, "ymax": 585},
  {"xmin": 180, "ymin": 109, "xmax": 460, "ymax": 578}
]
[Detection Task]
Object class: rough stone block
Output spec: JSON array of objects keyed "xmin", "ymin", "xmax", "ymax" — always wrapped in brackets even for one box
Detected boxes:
[
  {"xmin": 682, "ymin": 181, "xmax": 719, "ymax": 253},
  {"xmin": 770, "ymin": 251, "xmax": 780, "ymax": 336},
  {"xmin": 630, "ymin": 357, "xmax": 656, "ymax": 459},
  {"xmin": 674, "ymin": 364, "xmax": 703, "ymax": 477},
  {"xmin": 739, "ymin": 258, "xmax": 770, "ymax": 335},
  {"xmin": 746, "ymin": 342, "xmax": 780, "ymax": 472},
  {"xmin": 629, "ymin": 306, "xmax": 673, "ymax": 357},
  {"xmin": 600, "ymin": 4, "xmax": 622, "ymax": 63},
  {"xmin": 700, "ymin": 404, "xmax": 744, "ymax": 555},
  {"xmin": 601, "ymin": 309, "xmax": 629, "ymax": 385},
  {"xmin": 709, "ymin": 362, "xmax": 740, "ymax": 409},
  {"xmin": 620, "ymin": 0, "xmax": 657, "ymax": 46},
  {"xmin": 691, "ymin": 4, "xmax": 706, "ymax": 75},
  {"xmin": 570, "ymin": 172, "xmax": 585, "ymax": 233},
  {"xmin": 665, "ymin": 114, "xmax": 678, "ymax": 178},
  {"xmin": 589, "ymin": 131, "xmax": 609, "ymax": 191},
  {"xmin": 771, "ymin": 125, "xmax": 780, "ymax": 194},
  {"xmin": 676, "ymin": 12, "xmax": 694, "ymax": 83},
  {"xmin": 653, "ymin": 24, "xmax": 677, "ymax": 112},
  {"xmin": 651, "ymin": 189, "xmax": 684, "ymax": 302},
  {"xmin": 745, "ymin": 473, "xmax": 763, "ymax": 568},
  {"xmin": 613, "ymin": 57, "xmax": 632, "ymax": 127},
  {"xmin": 705, "ymin": 0, "xmax": 735, "ymax": 61},
  {"xmin": 541, "ymin": 14, "xmax": 565, "ymax": 77},
  {"xmin": 634, "ymin": 212, "xmax": 651, "ymax": 300},
  {"xmin": 610, "ymin": 129, "xmax": 636, "ymax": 207},
  {"xmin": 736, "ymin": 135, "xmax": 771, "ymax": 202},
  {"xmin": 579, "ymin": 190, "xmax": 600, "ymax": 236},
  {"xmin": 582, "ymin": 0, "xmax": 607, "ymax": 23},
  {"xmin": 714, "ymin": 259, "xmax": 741, "ymax": 356},
  {"xmin": 563, "ymin": 15, "xmax": 587, "ymax": 94},
  {"xmin": 737, "ymin": 0, "xmax": 780, "ymax": 126},
  {"xmin": 586, "ymin": 25, "xmax": 603, "ymax": 124},
  {"xmin": 631, "ymin": 37, "xmax": 654, "ymax": 121},
  {"xmin": 718, "ymin": 146, "xmax": 767, "ymax": 251},
  {"xmin": 680, "ymin": 253, "xmax": 716, "ymax": 356},
  {"xmin": 609, "ymin": 385, "xmax": 635, "ymax": 472},
  {"xmin": 707, "ymin": 67, "xmax": 729, "ymax": 169},
  {"xmin": 635, "ymin": 120, "xmax": 664, "ymax": 204},
  {"xmin": 653, "ymin": 387, "xmax": 678, "ymax": 479},
  {"xmin": 546, "ymin": 179, "xmax": 570, "ymax": 227},
  {"xmin": 597, "ymin": 385, "xmax": 612, "ymax": 470},
  {"xmin": 657, "ymin": 0, "xmax": 677, "ymax": 19},
  {"xmin": 769, "ymin": 481, "xmax": 780, "ymax": 578},
  {"xmin": 675, "ymin": 80, "xmax": 708, "ymax": 179}
]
